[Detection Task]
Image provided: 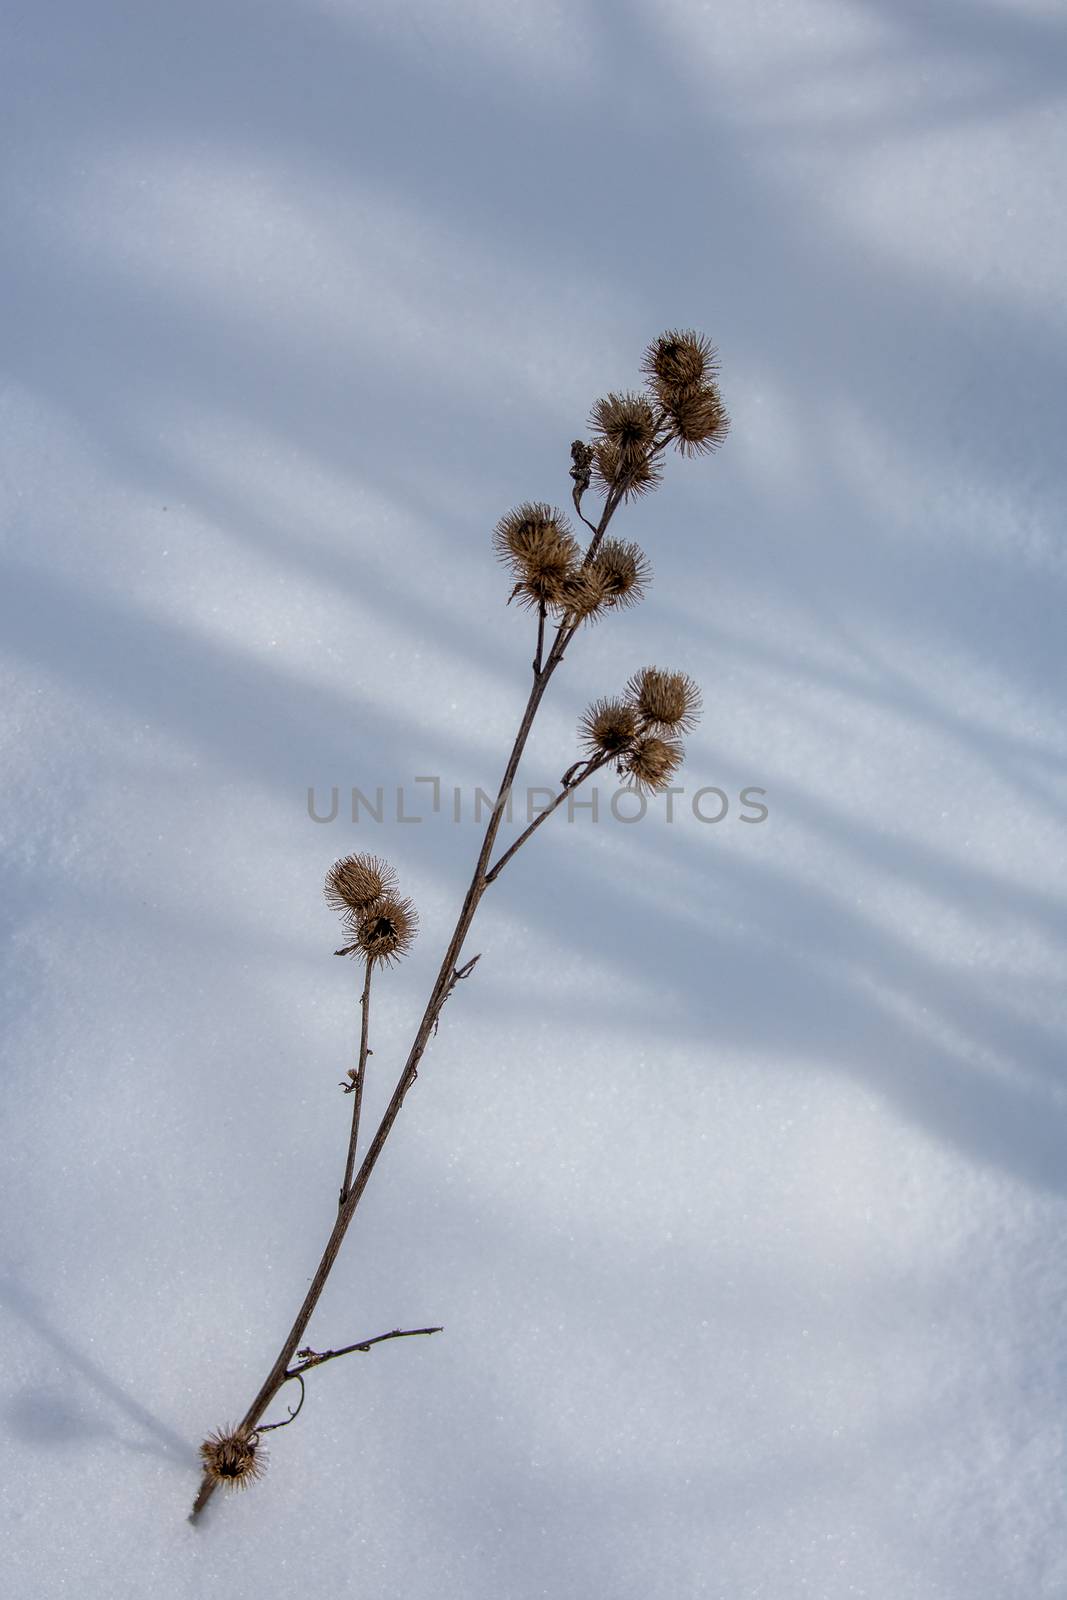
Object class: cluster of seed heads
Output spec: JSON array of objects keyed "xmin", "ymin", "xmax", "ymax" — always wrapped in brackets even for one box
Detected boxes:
[
  {"xmin": 325, "ymin": 854, "xmax": 419, "ymax": 966},
  {"xmin": 578, "ymin": 666, "xmax": 703, "ymax": 794},
  {"xmin": 493, "ymin": 330, "xmax": 727, "ymax": 620},
  {"xmin": 494, "ymin": 504, "xmax": 651, "ymax": 620}
]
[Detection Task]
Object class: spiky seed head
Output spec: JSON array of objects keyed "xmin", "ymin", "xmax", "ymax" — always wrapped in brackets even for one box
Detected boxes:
[
  {"xmin": 352, "ymin": 895, "xmax": 419, "ymax": 967},
  {"xmin": 591, "ymin": 440, "xmax": 664, "ymax": 501},
  {"xmin": 325, "ymin": 854, "xmax": 398, "ymax": 917},
  {"xmin": 625, "ymin": 666, "xmax": 703, "ymax": 733},
  {"xmin": 589, "ymin": 392, "xmax": 657, "ymax": 457},
  {"xmin": 556, "ymin": 541, "xmax": 651, "ymax": 622},
  {"xmin": 579, "ymin": 697, "xmax": 639, "ymax": 757},
  {"xmin": 588, "ymin": 392, "xmax": 662, "ymax": 501},
  {"xmin": 586, "ymin": 539, "xmax": 651, "ymax": 610},
  {"xmin": 493, "ymin": 503, "xmax": 578, "ymax": 569},
  {"xmin": 667, "ymin": 385, "xmax": 729, "ymax": 456},
  {"xmin": 557, "ymin": 562, "xmax": 614, "ymax": 622},
  {"xmin": 624, "ymin": 734, "xmax": 685, "ymax": 794},
  {"xmin": 642, "ymin": 329, "xmax": 717, "ymax": 399},
  {"xmin": 511, "ymin": 543, "xmax": 577, "ymax": 609},
  {"xmin": 492, "ymin": 503, "xmax": 580, "ymax": 608},
  {"xmin": 199, "ymin": 1427, "xmax": 265, "ymax": 1492}
]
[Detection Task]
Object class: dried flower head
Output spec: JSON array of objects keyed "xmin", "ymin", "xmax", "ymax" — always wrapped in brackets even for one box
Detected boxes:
[
  {"xmin": 589, "ymin": 392, "xmax": 656, "ymax": 458},
  {"xmin": 591, "ymin": 440, "xmax": 664, "ymax": 501},
  {"xmin": 352, "ymin": 895, "xmax": 419, "ymax": 967},
  {"xmin": 642, "ymin": 329, "xmax": 717, "ymax": 399},
  {"xmin": 667, "ymin": 384, "xmax": 730, "ymax": 456},
  {"xmin": 325, "ymin": 854, "xmax": 398, "ymax": 917},
  {"xmin": 586, "ymin": 538, "xmax": 651, "ymax": 610},
  {"xmin": 557, "ymin": 540, "xmax": 651, "ymax": 622},
  {"xmin": 623, "ymin": 733, "xmax": 685, "ymax": 794},
  {"xmin": 587, "ymin": 392, "xmax": 662, "ymax": 501},
  {"xmin": 199, "ymin": 1426, "xmax": 265, "ymax": 1492},
  {"xmin": 579, "ymin": 696, "xmax": 639, "ymax": 757},
  {"xmin": 625, "ymin": 666, "xmax": 703, "ymax": 733},
  {"xmin": 493, "ymin": 502, "xmax": 576, "ymax": 568},
  {"xmin": 556, "ymin": 562, "xmax": 612, "ymax": 622},
  {"xmin": 493, "ymin": 503, "xmax": 580, "ymax": 608}
]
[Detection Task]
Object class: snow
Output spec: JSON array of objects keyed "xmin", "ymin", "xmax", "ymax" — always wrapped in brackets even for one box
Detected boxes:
[{"xmin": 2, "ymin": 1, "xmax": 1066, "ymax": 1594}]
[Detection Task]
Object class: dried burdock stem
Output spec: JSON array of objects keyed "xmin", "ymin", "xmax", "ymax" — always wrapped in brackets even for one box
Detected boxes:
[
  {"xmin": 189, "ymin": 468, "xmax": 623, "ymax": 1526},
  {"xmin": 189, "ymin": 331, "xmax": 727, "ymax": 1523},
  {"xmin": 339, "ymin": 956, "xmax": 373, "ymax": 1207}
]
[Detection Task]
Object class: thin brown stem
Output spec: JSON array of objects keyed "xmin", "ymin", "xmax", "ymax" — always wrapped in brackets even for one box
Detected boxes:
[
  {"xmin": 254, "ymin": 1372, "xmax": 305, "ymax": 1432},
  {"xmin": 533, "ymin": 601, "xmax": 546, "ymax": 676},
  {"xmin": 577, "ymin": 483, "xmax": 622, "ymax": 570},
  {"xmin": 484, "ymin": 751, "xmax": 615, "ymax": 884},
  {"xmin": 189, "ymin": 469, "xmax": 632, "ymax": 1525},
  {"xmin": 290, "ymin": 1325, "xmax": 443, "ymax": 1374},
  {"xmin": 339, "ymin": 958, "xmax": 373, "ymax": 1206}
]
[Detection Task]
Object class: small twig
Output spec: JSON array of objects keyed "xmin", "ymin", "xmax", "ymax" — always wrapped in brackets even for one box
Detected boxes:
[
  {"xmin": 339, "ymin": 958, "xmax": 373, "ymax": 1207},
  {"xmin": 254, "ymin": 1372, "xmax": 306, "ymax": 1432},
  {"xmin": 290, "ymin": 1326, "xmax": 443, "ymax": 1375},
  {"xmin": 432, "ymin": 953, "xmax": 482, "ymax": 1035}
]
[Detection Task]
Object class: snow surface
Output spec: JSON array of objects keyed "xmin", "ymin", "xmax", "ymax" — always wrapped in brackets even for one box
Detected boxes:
[{"xmin": 2, "ymin": 1, "xmax": 1066, "ymax": 1595}]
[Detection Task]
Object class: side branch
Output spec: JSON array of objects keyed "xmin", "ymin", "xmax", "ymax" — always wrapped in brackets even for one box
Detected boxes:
[
  {"xmin": 484, "ymin": 751, "xmax": 614, "ymax": 884},
  {"xmin": 291, "ymin": 1325, "xmax": 444, "ymax": 1374}
]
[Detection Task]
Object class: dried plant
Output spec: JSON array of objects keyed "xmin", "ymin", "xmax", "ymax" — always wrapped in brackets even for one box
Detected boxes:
[
  {"xmin": 189, "ymin": 329, "xmax": 729, "ymax": 1522},
  {"xmin": 199, "ymin": 1426, "xmax": 266, "ymax": 1492}
]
